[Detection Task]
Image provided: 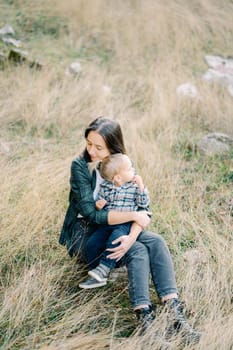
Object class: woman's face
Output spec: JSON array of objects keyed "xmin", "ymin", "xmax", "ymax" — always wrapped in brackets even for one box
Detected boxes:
[{"xmin": 86, "ymin": 131, "xmax": 110, "ymax": 162}]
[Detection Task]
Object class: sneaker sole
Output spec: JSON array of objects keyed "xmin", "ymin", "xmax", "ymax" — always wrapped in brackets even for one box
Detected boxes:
[
  {"xmin": 79, "ymin": 280, "xmax": 107, "ymax": 289},
  {"xmin": 88, "ymin": 270, "xmax": 107, "ymax": 282}
]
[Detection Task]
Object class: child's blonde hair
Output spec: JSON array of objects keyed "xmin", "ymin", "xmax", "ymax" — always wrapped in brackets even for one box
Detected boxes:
[{"xmin": 99, "ymin": 153, "xmax": 130, "ymax": 181}]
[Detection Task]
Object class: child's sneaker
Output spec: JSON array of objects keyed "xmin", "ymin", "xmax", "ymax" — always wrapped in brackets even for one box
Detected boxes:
[
  {"xmin": 88, "ymin": 263, "xmax": 110, "ymax": 282},
  {"xmin": 79, "ymin": 277, "xmax": 107, "ymax": 289}
]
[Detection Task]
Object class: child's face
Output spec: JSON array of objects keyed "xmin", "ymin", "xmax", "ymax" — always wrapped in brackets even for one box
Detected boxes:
[{"xmin": 117, "ymin": 158, "xmax": 135, "ymax": 184}]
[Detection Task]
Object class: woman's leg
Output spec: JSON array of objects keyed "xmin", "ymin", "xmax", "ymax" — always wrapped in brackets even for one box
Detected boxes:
[
  {"xmin": 124, "ymin": 240, "xmax": 151, "ymax": 308},
  {"xmin": 137, "ymin": 230, "xmax": 178, "ymax": 299},
  {"xmin": 124, "ymin": 230, "xmax": 177, "ymax": 308},
  {"xmin": 126, "ymin": 231, "xmax": 202, "ymax": 344},
  {"xmin": 67, "ymin": 218, "xmax": 94, "ymax": 260}
]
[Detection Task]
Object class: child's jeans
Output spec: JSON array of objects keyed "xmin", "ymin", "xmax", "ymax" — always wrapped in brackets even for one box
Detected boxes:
[{"xmin": 86, "ymin": 222, "xmax": 132, "ymax": 269}]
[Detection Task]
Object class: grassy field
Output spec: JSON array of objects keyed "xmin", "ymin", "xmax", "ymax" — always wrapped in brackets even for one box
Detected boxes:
[{"xmin": 0, "ymin": 0, "xmax": 233, "ymax": 349}]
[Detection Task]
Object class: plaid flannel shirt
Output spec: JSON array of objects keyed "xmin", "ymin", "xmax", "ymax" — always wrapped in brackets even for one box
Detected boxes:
[{"xmin": 98, "ymin": 180, "xmax": 150, "ymax": 212}]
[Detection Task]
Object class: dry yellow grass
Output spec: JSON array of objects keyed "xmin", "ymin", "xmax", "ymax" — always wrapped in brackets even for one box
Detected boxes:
[{"xmin": 0, "ymin": 0, "xmax": 233, "ymax": 349}]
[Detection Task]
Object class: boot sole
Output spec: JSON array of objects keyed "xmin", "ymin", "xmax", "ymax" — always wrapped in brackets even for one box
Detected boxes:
[{"xmin": 79, "ymin": 279, "xmax": 107, "ymax": 289}]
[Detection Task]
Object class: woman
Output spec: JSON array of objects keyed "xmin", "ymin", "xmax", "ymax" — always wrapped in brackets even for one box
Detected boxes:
[{"xmin": 59, "ymin": 117, "xmax": 201, "ymax": 345}]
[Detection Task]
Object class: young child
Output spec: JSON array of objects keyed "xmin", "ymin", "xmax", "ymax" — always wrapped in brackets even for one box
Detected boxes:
[{"xmin": 80, "ymin": 153, "xmax": 150, "ymax": 288}]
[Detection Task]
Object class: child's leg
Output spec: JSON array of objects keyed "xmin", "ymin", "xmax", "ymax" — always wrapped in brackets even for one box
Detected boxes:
[
  {"xmin": 88, "ymin": 223, "xmax": 131, "ymax": 282},
  {"xmin": 85, "ymin": 225, "xmax": 112, "ymax": 269},
  {"xmin": 102, "ymin": 222, "xmax": 132, "ymax": 268}
]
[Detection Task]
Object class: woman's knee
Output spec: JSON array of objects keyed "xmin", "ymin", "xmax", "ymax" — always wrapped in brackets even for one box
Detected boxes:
[
  {"xmin": 151, "ymin": 233, "xmax": 170, "ymax": 252},
  {"xmin": 139, "ymin": 230, "xmax": 168, "ymax": 247},
  {"xmin": 125, "ymin": 240, "xmax": 148, "ymax": 261}
]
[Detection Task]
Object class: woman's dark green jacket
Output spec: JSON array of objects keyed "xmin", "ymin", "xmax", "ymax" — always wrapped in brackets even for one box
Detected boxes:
[{"xmin": 59, "ymin": 156, "xmax": 109, "ymax": 246}]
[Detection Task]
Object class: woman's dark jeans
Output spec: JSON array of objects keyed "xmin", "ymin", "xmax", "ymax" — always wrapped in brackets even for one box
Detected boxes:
[{"xmin": 66, "ymin": 218, "xmax": 96, "ymax": 259}]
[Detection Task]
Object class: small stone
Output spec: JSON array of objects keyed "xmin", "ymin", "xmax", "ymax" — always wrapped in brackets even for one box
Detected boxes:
[
  {"xmin": 0, "ymin": 141, "xmax": 10, "ymax": 154},
  {"xmin": 2, "ymin": 37, "xmax": 22, "ymax": 47},
  {"xmin": 0, "ymin": 25, "xmax": 15, "ymax": 36},
  {"xmin": 184, "ymin": 249, "xmax": 207, "ymax": 265},
  {"xmin": 176, "ymin": 83, "xmax": 199, "ymax": 98},
  {"xmin": 102, "ymin": 85, "xmax": 112, "ymax": 96},
  {"xmin": 66, "ymin": 61, "xmax": 82, "ymax": 75}
]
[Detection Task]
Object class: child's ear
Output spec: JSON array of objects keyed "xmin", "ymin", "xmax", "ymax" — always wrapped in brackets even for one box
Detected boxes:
[{"xmin": 113, "ymin": 174, "xmax": 121, "ymax": 184}]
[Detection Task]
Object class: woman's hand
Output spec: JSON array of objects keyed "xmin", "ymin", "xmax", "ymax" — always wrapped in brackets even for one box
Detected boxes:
[
  {"xmin": 135, "ymin": 211, "xmax": 151, "ymax": 229},
  {"xmin": 106, "ymin": 235, "xmax": 135, "ymax": 261}
]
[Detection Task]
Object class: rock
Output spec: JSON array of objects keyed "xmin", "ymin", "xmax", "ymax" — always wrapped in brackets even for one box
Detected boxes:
[
  {"xmin": 176, "ymin": 83, "xmax": 199, "ymax": 98},
  {"xmin": 66, "ymin": 61, "xmax": 82, "ymax": 75},
  {"xmin": 202, "ymin": 55, "xmax": 233, "ymax": 97},
  {"xmin": 184, "ymin": 249, "xmax": 207, "ymax": 265},
  {"xmin": 108, "ymin": 266, "xmax": 127, "ymax": 282},
  {"xmin": 0, "ymin": 141, "xmax": 11, "ymax": 154},
  {"xmin": 0, "ymin": 26, "xmax": 42, "ymax": 70},
  {"xmin": 8, "ymin": 48, "xmax": 43, "ymax": 69},
  {"xmin": 8, "ymin": 48, "xmax": 29, "ymax": 63},
  {"xmin": 204, "ymin": 55, "xmax": 233, "ymax": 72},
  {"xmin": 0, "ymin": 24, "xmax": 15, "ymax": 36},
  {"xmin": 102, "ymin": 84, "xmax": 112, "ymax": 96},
  {"xmin": 202, "ymin": 68, "xmax": 233, "ymax": 86},
  {"xmin": 2, "ymin": 37, "xmax": 22, "ymax": 48},
  {"xmin": 197, "ymin": 132, "xmax": 233, "ymax": 156}
]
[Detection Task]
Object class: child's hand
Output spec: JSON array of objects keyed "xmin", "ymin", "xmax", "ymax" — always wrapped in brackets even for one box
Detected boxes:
[
  {"xmin": 95, "ymin": 198, "xmax": 107, "ymax": 210},
  {"xmin": 133, "ymin": 175, "xmax": 144, "ymax": 191}
]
